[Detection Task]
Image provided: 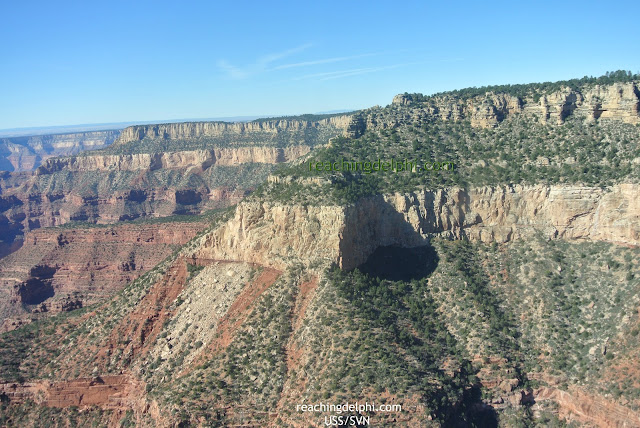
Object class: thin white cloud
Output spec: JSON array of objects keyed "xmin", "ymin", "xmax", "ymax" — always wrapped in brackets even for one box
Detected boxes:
[
  {"xmin": 217, "ymin": 59, "xmax": 251, "ymax": 79},
  {"xmin": 272, "ymin": 52, "xmax": 380, "ymax": 70},
  {"xmin": 293, "ymin": 61, "xmax": 430, "ymax": 82},
  {"xmin": 260, "ymin": 43, "xmax": 312, "ymax": 64},
  {"xmin": 293, "ymin": 67, "xmax": 378, "ymax": 80},
  {"xmin": 217, "ymin": 43, "xmax": 313, "ymax": 79},
  {"xmin": 218, "ymin": 47, "xmax": 464, "ymax": 82}
]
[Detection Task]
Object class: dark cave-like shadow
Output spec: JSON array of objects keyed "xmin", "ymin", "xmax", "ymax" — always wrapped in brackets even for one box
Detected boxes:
[{"xmin": 358, "ymin": 244, "xmax": 439, "ymax": 281}]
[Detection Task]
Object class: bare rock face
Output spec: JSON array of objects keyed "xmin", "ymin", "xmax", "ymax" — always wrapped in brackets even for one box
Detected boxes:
[
  {"xmin": 36, "ymin": 146, "xmax": 313, "ymax": 174},
  {"xmin": 582, "ymin": 82, "xmax": 640, "ymax": 123},
  {"xmin": 534, "ymin": 386, "xmax": 640, "ymax": 428},
  {"xmin": 392, "ymin": 93, "xmax": 414, "ymax": 106},
  {"xmin": 0, "ymin": 131, "xmax": 120, "ymax": 172},
  {"xmin": 0, "ymin": 220, "xmax": 207, "ymax": 331},
  {"xmin": 113, "ymin": 116, "xmax": 353, "ymax": 146},
  {"xmin": 392, "ymin": 82, "xmax": 640, "ymax": 127},
  {"xmin": 194, "ymin": 183, "xmax": 640, "ymax": 271},
  {"xmin": 195, "ymin": 202, "xmax": 346, "ymax": 269},
  {"xmin": 468, "ymin": 94, "xmax": 523, "ymax": 128},
  {"xmin": 0, "ymin": 375, "xmax": 135, "ymax": 409},
  {"xmin": 534, "ymin": 88, "xmax": 580, "ymax": 124},
  {"xmin": 0, "ymin": 116, "xmax": 353, "ymax": 246}
]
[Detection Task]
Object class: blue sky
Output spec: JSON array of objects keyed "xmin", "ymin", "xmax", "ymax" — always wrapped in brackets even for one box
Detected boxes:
[{"xmin": 1, "ymin": 0, "xmax": 639, "ymax": 130}]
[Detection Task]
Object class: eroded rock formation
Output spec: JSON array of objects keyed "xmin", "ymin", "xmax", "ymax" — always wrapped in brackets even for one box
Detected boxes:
[
  {"xmin": 0, "ymin": 220, "xmax": 207, "ymax": 331},
  {"xmin": 114, "ymin": 116, "xmax": 352, "ymax": 145},
  {"xmin": 36, "ymin": 146, "xmax": 312, "ymax": 173},
  {"xmin": 195, "ymin": 183, "xmax": 640, "ymax": 270},
  {"xmin": 0, "ymin": 130, "xmax": 120, "ymax": 172},
  {"xmin": 392, "ymin": 81, "xmax": 640, "ymax": 127}
]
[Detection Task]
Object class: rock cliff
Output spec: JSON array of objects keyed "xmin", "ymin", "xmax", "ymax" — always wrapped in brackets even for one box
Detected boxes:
[
  {"xmin": 0, "ymin": 117, "xmax": 351, "ymax": 247},
  {"xmin": 0, "ymin": 130, "xmax": 120, "ymax": 172},
  {"xmin": 194, "ymin": 183, "xmax": 640, "ymax": 270},
  {"xmin": 391, "ymin": 81, "xmax": 640, "ymax": 128},
  {"xmin": 113, "ymin": 116, "xmax": 353, "ymax": 145},
  {"xmin": 36, "ymin": 146, "xmax": 311, "ymax": 173}
]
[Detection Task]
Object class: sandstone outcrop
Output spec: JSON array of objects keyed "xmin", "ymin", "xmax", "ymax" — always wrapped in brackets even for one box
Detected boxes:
[
  {"xmin": 392, "ymin": 81, "xmax": 640, "ymax": 127},
  {"xmin": 36, "ymin": 146, "xmax": 312, "ymax": 173},
  {"xmin": 0, "ymin": 375, "xmax": 136, "ymax": 409},
  {"xmin": 114, "ymin": 116, "xmax": 352, "ymax": 145},
  {"xmin": 534, "ymin": 386, "xmax": 640, "ymax": 428},
  {"xmin": 194, "ymin": 183, "xmax": 640, "ymax": 270}
]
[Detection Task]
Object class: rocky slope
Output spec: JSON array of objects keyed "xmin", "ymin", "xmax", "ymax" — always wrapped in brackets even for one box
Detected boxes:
[
  {"xmin": 0, "ymin": 219, "xmax": 208, "ymax": 332},
  {"xmin": 1, "ymin": 182, "xmax": 638, "ymax": 426},
  {"xmin": 0, "ymin": 130, "xmax": 120, "ymax": 172}
]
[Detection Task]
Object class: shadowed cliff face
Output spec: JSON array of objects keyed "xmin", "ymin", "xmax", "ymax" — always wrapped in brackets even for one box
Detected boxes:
[
  {"xmin": 194, "ymin": 183, "xmax": 640, "ymax": 271},
  {"xmin": 358, "ymin": 244, "xmax": 439, "ymax": 281},
  {"xmin": 16, "ymin": 265, "xmax": 57, "ymax": 305}
]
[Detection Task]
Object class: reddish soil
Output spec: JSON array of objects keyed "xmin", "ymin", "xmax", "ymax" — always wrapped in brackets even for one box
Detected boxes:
[
  {"xmin": 96, "ymin": 258, "xmax": 188, "ymax": 367},
  {"xmin": 209, "ymin": 267, "xmax": 281, "ymax": 353},
  {"xmin": 534, "ymin": 386, "xmax": 640, "ymax": 428},
  {"xmin": 292, "ymin": 276, "xmax": 318, "ymax": 332},
  {"xmin": 0, "ymin": 375, "xmax": 136, "ymax": 409}
]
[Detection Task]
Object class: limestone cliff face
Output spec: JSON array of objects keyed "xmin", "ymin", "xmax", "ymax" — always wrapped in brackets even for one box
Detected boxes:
[
  {"xmin": 194, "ymin": 183, "xmax": 640, "ymax": 270},
  {"xmin": 392, "ymin": 81, "xmax": 640, "ymax": 128},
  {"xmin": 0, "ymin": 130, "xmax": 120, "ymax": 172},
  {"xmin": 114, "ymin": 116, "xmax": 353, "ymax": 145},
  {"xmin": 195, "ymin": 202, "xmax": 346, "ymax": 269},
  {"xmin": 36, "ymin": 146, "xmax": 312, "ymax": 173}
]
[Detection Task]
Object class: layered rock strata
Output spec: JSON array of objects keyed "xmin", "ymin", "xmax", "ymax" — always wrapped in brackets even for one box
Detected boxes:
[
  {"xmin": 195, "ymin": 183, "xmax": 640, "ymax": 270},
  {"xmin": 0, "ymin": 130, "xmax": 120, "ymax": 172},
  {"xmin": 391, "ymin": 81, "xmax": 640, "ymax": 128},
  {"xmin": 0, "ymin": 220, "xmax": 207, "ymax": 330},
  {"xmin": 36, "ymin": 146, "xmax": 311, "ymax": 174}
]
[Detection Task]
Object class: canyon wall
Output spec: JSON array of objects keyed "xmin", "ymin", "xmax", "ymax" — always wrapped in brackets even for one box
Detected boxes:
[
  {"xmin": 36, "ymin": 146, "xmax": 311, "ymax": 173},
  {"xmin": 113, "ymin": 116, "xmax": 353, "ymax": 145},
  {"xmin": 0, "ymin": 130, "xmax": 120, "ymax": 172},
  {"xmin": 0, "ymin": 220, "xmax": 207, "ymax": 331},
  {"xmin": 194, "ymin": 183, "xmax": 640, "ymax": 270},
  {"xmin": 390, "ymin": 81, "xmax": 640, "ymax": 129},
  {"xmin": 0, "ymin": 147, "xmax": 306, "ymax": 246},
  {"xmin": 0, "ymin": 117, "xmax": 352, "ymax": 246}
]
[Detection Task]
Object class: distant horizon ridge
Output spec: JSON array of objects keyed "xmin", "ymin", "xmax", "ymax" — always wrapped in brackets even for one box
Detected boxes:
[{"xmin": 0, "ymin": 110, "xmax": 352, "ymax": 138}]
